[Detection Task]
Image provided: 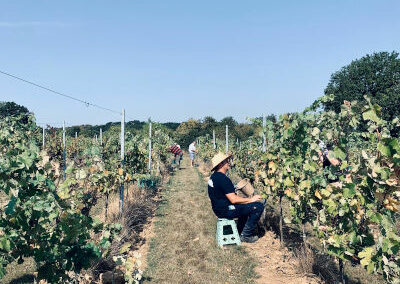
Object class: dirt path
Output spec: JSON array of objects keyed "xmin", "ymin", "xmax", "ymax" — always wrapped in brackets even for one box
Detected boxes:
[
  {"xmin": 242, "ymin": 231, "xmax": 321, "ymax": 284},
  {"xmin": 142, "ymin": 156, "xmax": 322, "ymax": 284}
]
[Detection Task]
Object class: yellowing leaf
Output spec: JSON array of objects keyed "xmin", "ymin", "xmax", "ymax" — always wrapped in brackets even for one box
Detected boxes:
[
  {"xmin": 349, "ymin": 199, "xmax": 358, "ymax": 207},
  {"xmin": 76, "ymin": 169, "xmax": 87, "ymax": 180},
  {"xmin": 284, "ymin": 177, "xmax": 294, "ymax": 187},
  {"xmin": 125, "ymin": 257, "xmax": 137, "ymax": 270},
  {"xmin": 120, "ymin": 243, "xmax": 132, "ymax": 254},
  {"xmin": 321, "ymin": 188, "xmax": 332, "ymax": 198},
  {"xmin": 388, "ymin": 197, "xmax": 400, "ymax": 205},
  {"xmin": 384, "ymin": 203, "xmax": 398, "ymax": 212},
  {"xmin": 299, "ymin": 180, "xmax": 311, "ymax": 189},
  {"xmin": 265, "ymin": 178, "xmax": 275, "ymax": 186},
  {"xmin": 268, "ymin": 161, "xmax": 277, "ymax": 174},
  {"xmin": 386, "ymin": 178, "xmax": 398, "ymax": 186},
  {"xmin": 311, "ymin": 127, "xmax": 320, "ymax": 137},
  {"xmin": 358, "ymin": 247, "xmax": 375, "ymax": 267},
  {"xmin": 362, "ymin": 109, "xmax": 380, "ymax": 123}
]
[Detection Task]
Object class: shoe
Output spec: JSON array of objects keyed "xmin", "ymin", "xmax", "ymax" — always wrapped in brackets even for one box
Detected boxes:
[{"xmin": 240, "ymin": 234, "xmax": 259, "ymax": 243}]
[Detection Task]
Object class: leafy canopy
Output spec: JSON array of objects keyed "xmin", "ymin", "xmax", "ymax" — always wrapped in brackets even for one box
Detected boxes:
[{"xmin": 323, "ymin": 51, "xmax": 400, "ymax": 121}]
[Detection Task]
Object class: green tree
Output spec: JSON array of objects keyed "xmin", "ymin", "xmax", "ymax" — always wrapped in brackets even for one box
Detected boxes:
[
  {"xmin": 0, "ymin": 102, "xmax": 30, "ymax": 124},
  {"xmin": 323, "ymin": 51, "xmax": 400, "ymax": 121},
  {"xmin": 202, "ymin": 116, "xmax": 218, "ymax": 130},
  {"xmin": 234, "ymin": 124, "xmax": 254, "ymax": 140},
  {"xmin": 0, "ymin": 101, "xmax": 29, "ymax": 118},
  {"xmin": 175, "ymin": 119, "xmax": 202, "ymax": 147},
  {"xmin": 220, "ymin": 116, "xmax": 237, "ymax": 128}
]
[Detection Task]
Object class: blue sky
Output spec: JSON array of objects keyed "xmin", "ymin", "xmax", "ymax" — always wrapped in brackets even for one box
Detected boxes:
[{"xmin": 0, "ymin": 0, "xmax": 399, "ymax": 126}]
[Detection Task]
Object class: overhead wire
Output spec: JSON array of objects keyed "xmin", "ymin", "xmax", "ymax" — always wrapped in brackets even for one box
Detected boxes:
[
  {"xmin": 0, "ymin": 69, "xmax": 122, "ymax": 116},
  {"xmin": 1, "ymin": 70, "xmax": 183, "ymax": 130}
]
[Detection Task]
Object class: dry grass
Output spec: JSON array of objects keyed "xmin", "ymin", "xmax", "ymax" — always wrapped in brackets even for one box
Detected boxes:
[
  {"xmin": 109, "ymin": 188, "xmax": 155, "ymax": 251},
  {"xmin": 294, "ymin": 245, "xmax": 315, "ymax": 275},
  {"xmin": 2, "ymin": 258, "xmax": 36, "ymax": 284},
  {"xmin": 143, "ymin": 158, "xmax": 257, "ymax": 284},
  {"xmin": 293, "ymin": 244, "xmax": 338, "ymax": 282},
  {"xmin": 88, "ymin": 184, "xmax": 158, "ymax": 280},
  {"xmin": 198, "ymin": 160, "xmax": 212, "ymax": 177}
]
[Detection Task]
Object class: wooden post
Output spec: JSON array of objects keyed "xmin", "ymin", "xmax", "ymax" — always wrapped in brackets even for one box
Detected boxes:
[
  {"xmin": 225, "ymin": 125, "xmax": 228, "ymax": 153},
  {"xmin": 100, "ymin": 128, "xmax": 103, "ymax": 145},
  {"xmin": 148, "ymin": 120, "xmax": 152, "ymax": 173},
  {"xmin": 120, "ymin": 109, "xmax": 125, "ymax": 213},
  {"xmin": 75, "ymin": 132, "xmax": 77, "ymax": 139}
]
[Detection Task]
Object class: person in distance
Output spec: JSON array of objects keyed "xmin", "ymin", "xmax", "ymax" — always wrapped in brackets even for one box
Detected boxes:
[
  {"xmin": 188, "ymin": 141, "xmax": 198, "ymax": 167},
  {"xmin": 317, "ymin": 100, "xmax": 352, "ymax": 185},
  {"xmin": 169, "ymin": 143, "xmax": 183, "ymax": 169},
  {"xmin": 207, "ymin": 152, "xmax": 264, "ymax": 243},
  {"xmin": 175, "ymin": 144, "xmax": 183, "ymax": 168}
]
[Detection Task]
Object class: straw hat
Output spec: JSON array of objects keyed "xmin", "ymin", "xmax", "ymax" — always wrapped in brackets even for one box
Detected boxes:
[{"xmin": 211, "ymin": 152, "xmax": 232, "ymax": 171}]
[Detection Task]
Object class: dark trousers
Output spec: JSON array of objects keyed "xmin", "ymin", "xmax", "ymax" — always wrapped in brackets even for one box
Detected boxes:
[
  {"xmin": 175, "ymin": 154, "xmax": 182, "ymax": 166},
  {"xmin": 219, "ymin": 202, "xmax": 264, "ymax": 237}
]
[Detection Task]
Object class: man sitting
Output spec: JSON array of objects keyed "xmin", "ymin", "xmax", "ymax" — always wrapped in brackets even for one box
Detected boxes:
[{"xmin": 207, "ymin": 152, "xmax": 264, "ymax": 243}]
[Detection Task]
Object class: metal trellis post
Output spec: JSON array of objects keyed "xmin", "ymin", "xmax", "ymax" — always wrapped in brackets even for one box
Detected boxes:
[
  {"xmin": 42, "ymin": 126, "xmax": 45, "ymax": 148},
  {"xmin": 63, "ymin": 121, "xmax": 66, "ymax": 180},
  {"xmin": 213, "ymin": 130, "xmax": 216, "ymax": 149},
  {"xmin": 120, "ymin": 109, "xmax": 125, "ymax": 213},
  {"xmin": 262, "ymin": 114, "xmax": 266, "ymax": 153},
  {"xmin": 148, "ymin": 120, "xmax": 152, "ymax": 173},
  {"xmin": 225, "ymin": 125, "xmax": 228, "ymax": 154}
]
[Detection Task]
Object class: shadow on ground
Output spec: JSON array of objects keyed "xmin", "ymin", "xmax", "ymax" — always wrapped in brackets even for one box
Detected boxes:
[{"xmin": 8, "ymin": 274, "xmax": 34, "ymax": 284}]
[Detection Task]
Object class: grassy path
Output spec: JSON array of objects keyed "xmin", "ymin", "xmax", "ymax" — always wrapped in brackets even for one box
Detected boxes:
[{"xmin": 143, "ymin": 157, "xmax": 256, "ymax": 284}]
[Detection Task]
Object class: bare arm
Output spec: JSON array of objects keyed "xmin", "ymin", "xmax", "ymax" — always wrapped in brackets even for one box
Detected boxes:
[
  {"xmin": 318, "ymin": 150, "xmax": 324, "ymax": 163},
  {"xmin": 226, "ymin": 193, "xmax": 262, "ymax": 204},
  {"xmin": 326, "ymin": 151, "xmax": 340, "ymax": 166},
  {"xmin": 319, "ymin": 150, "xmax": 340, "ymax": 166}
]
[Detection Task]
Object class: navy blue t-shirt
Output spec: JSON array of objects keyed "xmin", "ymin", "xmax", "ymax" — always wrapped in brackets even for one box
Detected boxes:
[{"xmin": 208, "ymin": 172, "xmax": 235, "ymax": 217}]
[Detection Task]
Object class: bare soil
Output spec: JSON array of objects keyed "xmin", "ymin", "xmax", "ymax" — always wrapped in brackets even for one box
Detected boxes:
[{"xmin": 243, "ymin": 231, "xmax": 321, "ymax": 284}]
